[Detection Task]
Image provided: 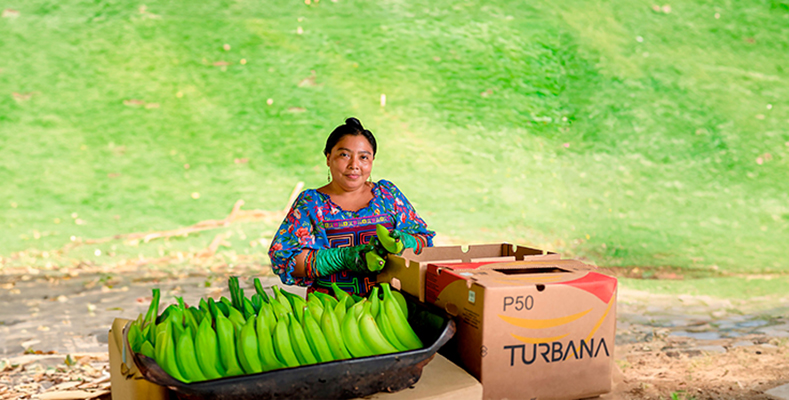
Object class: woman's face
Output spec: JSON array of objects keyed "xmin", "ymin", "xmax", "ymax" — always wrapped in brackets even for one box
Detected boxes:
[{"xmin": 326, "ymin": 134, "xmax": 375, "ymax": 192}]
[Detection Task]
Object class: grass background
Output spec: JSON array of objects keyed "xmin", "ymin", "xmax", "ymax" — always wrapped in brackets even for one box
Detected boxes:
[{"xmin": 2, "ymin": 0, "xmax": 788, "ymax": 290}]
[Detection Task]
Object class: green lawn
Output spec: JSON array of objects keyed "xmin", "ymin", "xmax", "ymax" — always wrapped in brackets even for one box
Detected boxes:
[{"xmin": 1, "ymin": 0, "xmax": 788, "ymax": 275}]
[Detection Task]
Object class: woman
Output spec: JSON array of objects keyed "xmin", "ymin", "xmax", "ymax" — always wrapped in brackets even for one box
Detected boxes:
[{"xmin": 268, "ymin": 118, "xmax": 434, "ymax": 296}]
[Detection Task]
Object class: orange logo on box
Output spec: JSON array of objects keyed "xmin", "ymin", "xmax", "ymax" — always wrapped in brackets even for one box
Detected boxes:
[{"xmin": 499, "ymin": 272, "xmax": 617, "ymax": 344}]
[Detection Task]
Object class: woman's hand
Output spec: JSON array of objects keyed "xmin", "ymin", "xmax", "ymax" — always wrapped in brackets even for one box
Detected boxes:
[
  {"xmin": 305, "ymin": 244, "xmax": 383, "ymax": 277},
  {"xmin": 374, "ymin": 224, "xmax": 424, "ymax": 255}
]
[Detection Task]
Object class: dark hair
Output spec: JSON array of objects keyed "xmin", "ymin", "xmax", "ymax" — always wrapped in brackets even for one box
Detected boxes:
[{"xmin": 323, "ymin": 117, "xmax": 377, "ymax": 156}]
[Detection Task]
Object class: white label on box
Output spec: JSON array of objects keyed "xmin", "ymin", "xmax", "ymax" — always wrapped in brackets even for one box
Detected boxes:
[{"xmin": 468, "ymin": 290, "xmax": 476, "ymax": 304}]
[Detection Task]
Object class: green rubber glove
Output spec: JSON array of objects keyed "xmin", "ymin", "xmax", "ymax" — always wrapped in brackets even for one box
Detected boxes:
[
  {"xmin": 375, "ymin": 224, "xmax": 422, "ymax": 255},
  {"xmin": 311, "ymin": 245, "xmax": 381, "ymax": 276}
]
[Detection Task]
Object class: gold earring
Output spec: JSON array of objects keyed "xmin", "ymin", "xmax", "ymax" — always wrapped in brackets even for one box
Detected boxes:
[{"xmin": 327, "ymin": 169, "xmax": 331, "ymax": 182}]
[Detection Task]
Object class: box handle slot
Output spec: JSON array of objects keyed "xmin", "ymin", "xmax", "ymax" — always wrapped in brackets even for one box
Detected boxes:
[{"xmin": 492, "ymin": 267, "xmax": 570, "ymax": 275}]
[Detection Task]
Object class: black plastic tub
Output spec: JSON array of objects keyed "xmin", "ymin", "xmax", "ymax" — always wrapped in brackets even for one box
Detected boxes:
[{"xmin": 124, "ymin": 295, "xmax": 456, "ymax": 400}]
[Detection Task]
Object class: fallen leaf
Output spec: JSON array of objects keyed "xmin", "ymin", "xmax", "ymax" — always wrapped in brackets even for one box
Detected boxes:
[
  {"xmin": 480, "ymin": 89, "xmax": 493, "ymax": 97},
  {"xmin": 122, "ymin": 99, "xmax": 146, "ymax": 107},
  {"xmin": 38, "ymin": 389, "xmax": 110, "ymax": 400},
  {"xmin": 12, "ymin": 92, "xmax": 37, "ymax": 101},
  {"xmin": 234, "ymin": 158, "xmax": 249, "ymax": 164},
  {"xmin": 661, "ymin": 5, "xmax": 671, "ymax": 13},
  {"xmin": 223, "ymin": 43, "xmax": 231, "ymax": 51},
  {"xmin": 297, "ymin": 26, "xmax": 304, "ymax": 34},
  {"xmin": 2, "ymin": 9, "xmax": 20, "ymax": 18},
  {"xmin": 107, "ymin": 173, "xmax": 121, "ymax": 178},
  {"xmin": 213, "ymin": 61, "xmax": 230, "ymax": 66},
  {"xmin": 298, "ymin": 71, "xmax": 319, "ymax": 87},
  {"xmin": 745, "ymin": 37, "xmax": 756, "ymax": 43},
  {"xmin": 287, "ymin": 107, "xmax": 306, "ymax": 113}
]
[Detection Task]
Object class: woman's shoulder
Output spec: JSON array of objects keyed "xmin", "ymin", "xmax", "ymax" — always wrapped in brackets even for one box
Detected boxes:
[
  {"xmin": 375, "ymin": 179, "xmax": 400, "ymax": 194},
  {"xmin": 292, "ymin": 188, "xmax": 329, "ymax": 208}
]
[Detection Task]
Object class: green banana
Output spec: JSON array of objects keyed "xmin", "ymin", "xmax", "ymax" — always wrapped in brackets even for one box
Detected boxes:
[
  {"xmin": 306, "ymin": 293, "xmax": 324, "ymax": 322},
  {"xmin": 227, "ymin": 304, "xmax": 247, "ymax": 332},
  {"xmin": 198, "ymin": 298, "xmax": 210, "ymax": 314},
  {"xmin": 287, "ymin": 314, "xmax": 318, "ymax": 365},
  {"xmin": 220, "ymin": 296, "xmax": 234, "ymax": 312},
  {"xmin": 391, "ymin": 289, "xmax": 409, "ymax": 319},
  {"xmin": 155, "ymin": 320, "xmax": 188, "ymax": 383},
  {"xmin": 175, "ymin": 327, "xmax": 208, "ymax": 382},
  {"xmin": 242, "ymin": 296, "xmax": 256, "ymax": 320},
  {"xmin": 313, "ymin": 290, "xmax": 338, "ymax": 310},
  {"xmin": 289, "ymin": 295, "xmax": 307, "ymax": 323},
  {"xmin": 272, "ymin": 317, "xmax": 300, "ymax": 368},
  {"xmin": 195, "ymin": 317, "xmax": 224, "ymax": 380},
  {"xmin": 144, "ymin": 288, "xmax": 160, "ymax": 328},
  {"xmin": 188, "ymin": 306, "xmax": 203, "ymax": 325},
  {"xmin": 358, "ymin": 309, "xmax": 398, "ymax": 355},
  {"xmin": 301, "ymin": 310, "xmax": 335, "ymax": 363},
  {"xmin": 229, "ymin": 276, "xmax": 242, "ymax": 311},
  {"xmin": 382, "ymin": 284, "xmax": 422, "ymax": 350},
  {"xmin": 157, "ymin": 303, "xmax": 177, "ymax": 324},
  {"xmin": 340, "ymin": 303, "xmax": 375, "ymax": 358},
  {"xmin": 255, "ymin": 311, "xmax": 285, "ymax": 371},
  {"xmin": 376, "ymin": 310, "xmax": 409, "ymax": 352},
  {"xmin": 140, "ymin": 340, "xmax": 155, "ymax": 359},
  {"xmin": 128, "ymin": 322, "xmax": 142, "ymax": 353},
  {"xmin": 253, "ymin": 278, "xmax": 271, "ymax": 304},
  {"xmin": 215, "ymin": 300, "xmax": 230, "ymax": 318},
  {"xmin": 330, "ymin": 282, "xmax": 353, "ymax": 308},
  {"xmin": 215, "ymin": 311, "xmax": 244, "ymax": 376},
  {"xmin": 271, "ymin": 286, "xmax": 294, "ymax": 314},
  {"xmin": 251, "ymin": 293, "xmax": 263, "ymax": 314},
  {"xmin": 270, "ymin": 297, "xmax": 291, "ymax": 321},
  {"xmin": 153, "ymin": 319, "xmax": 168, "ymax": 348},
  {"xmin": 180, "ymin": 301, "xmax": 199, "ymax": 338},
  {"xmin": 380, "ymin": 283, "xmax": 408, "ymax": 318},
  {"xmin": 334, "ymin": 295, "xmax": 349, "ymax": 323},
  {"xmin": 142, "ymin": 324, "xmax": 154, "ymax": 349},
  {"xmin": 353, "ymin": 298, "xmax": 369, "ymax": 319},
  {"xmin": 376, "ymin": 224, "xmax": 404, "ymax": 254},
  {"xmin": 258, "ymin": 301, "xmax": 277, "ymax": 336},
  {"xmin": 320, "ymin": 305, "xmax": 352, "ymax": 360},
  {"xmin": 237, "ymin": 316, "xmax": 264, "ymax": 374},
  {"xmin": 133, "ymin": 312, "xmax": 144, "ymax": 329},
  {"xmin": 365, "ymin": 251, "xmax": 386, "ymax": 271},
  {"xmin": 369, "ymin": 287, "xmax": 381, "ymax": 318},
  {"xmin": 208, "ymin": 297, "xmax": 223, "ymax": 320}
]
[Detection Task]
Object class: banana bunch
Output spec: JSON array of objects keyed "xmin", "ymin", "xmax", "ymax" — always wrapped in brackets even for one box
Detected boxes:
[{"xmin": 127, "ymin": 278, "xmax": 423, "ymax": 383}]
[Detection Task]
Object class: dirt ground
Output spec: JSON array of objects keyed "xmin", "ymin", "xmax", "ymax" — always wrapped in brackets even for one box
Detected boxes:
[{"xmin": 1, "ymin": 263, "xmax": 788, "ymax": 400}]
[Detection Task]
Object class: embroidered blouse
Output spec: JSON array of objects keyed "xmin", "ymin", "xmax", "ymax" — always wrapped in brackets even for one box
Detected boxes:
[{"xmin": 268, "ymin": 179, "xmax": 434, "ymax": 291}]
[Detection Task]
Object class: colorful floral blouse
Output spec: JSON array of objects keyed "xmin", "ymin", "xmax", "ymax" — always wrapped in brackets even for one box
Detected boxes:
[{"xmin": 268, "ymin": 180, "xmax": 435, "ymax": 291}]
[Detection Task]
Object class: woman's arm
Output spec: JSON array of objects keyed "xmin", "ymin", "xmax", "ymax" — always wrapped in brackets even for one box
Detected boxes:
[{"xmin": 291, "ymin": 250, "xmax": 309, "ymax": 278}]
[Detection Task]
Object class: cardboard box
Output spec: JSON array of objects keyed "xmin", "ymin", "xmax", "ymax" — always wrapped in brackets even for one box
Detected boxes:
[
  {"xmin": 109, "ymin": 318, "xmax": 171, "ymax": 400},
  {"xmin": 377, "ymin": 244, "xmax": 558, "ymax": 302},
  {"xmin": 425, "ymin": 259, "xmax": 617, "ymax": 400}
]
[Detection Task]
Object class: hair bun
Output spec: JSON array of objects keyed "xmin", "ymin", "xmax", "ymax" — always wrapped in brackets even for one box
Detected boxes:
[{"xmin": 345, "ymin": 117, "xmax": 363, "ymax": 129}]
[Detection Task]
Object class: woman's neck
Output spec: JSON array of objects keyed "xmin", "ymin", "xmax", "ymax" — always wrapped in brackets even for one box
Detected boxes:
[{"xmin": 319, "ymin": 181, "xmax": 374, "ymax": 211}]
